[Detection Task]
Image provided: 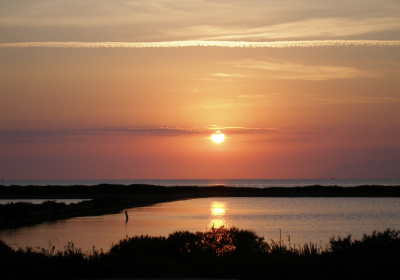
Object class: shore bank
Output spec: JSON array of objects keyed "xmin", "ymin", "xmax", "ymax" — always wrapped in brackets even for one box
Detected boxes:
[{"xmin": 1, "ymin": 184, "xmax": 400, "ymax": 229}]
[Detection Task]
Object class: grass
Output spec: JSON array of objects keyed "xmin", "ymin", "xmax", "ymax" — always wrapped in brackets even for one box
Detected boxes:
[{"xmin": 1, "ymin": 227, "xmax": 400, "ymax": 279}]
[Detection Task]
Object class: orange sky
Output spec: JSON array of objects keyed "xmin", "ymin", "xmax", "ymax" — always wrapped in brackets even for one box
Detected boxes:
[{"xmin": 0, "ymin": 1, "xmax": 399, "ymax": 179}]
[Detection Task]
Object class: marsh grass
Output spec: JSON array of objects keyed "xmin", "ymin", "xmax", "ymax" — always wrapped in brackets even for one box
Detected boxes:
[{"xmin": 1, "ymin": 227, "xmax": 399, "ymax": 279}]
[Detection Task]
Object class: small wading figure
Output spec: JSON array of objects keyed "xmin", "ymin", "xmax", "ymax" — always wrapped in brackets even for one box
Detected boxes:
[{"xmin": 125, "ymin": 211, "xmax": 128, "ymax": 222}]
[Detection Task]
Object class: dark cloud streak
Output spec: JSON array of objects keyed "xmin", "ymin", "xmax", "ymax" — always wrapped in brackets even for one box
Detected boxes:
[{"xmin": 0, "ymin": 126, "xmax": 322, "ymax": 143}]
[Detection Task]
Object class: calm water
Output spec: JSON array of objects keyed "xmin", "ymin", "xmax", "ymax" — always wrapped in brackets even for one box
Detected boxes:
[
  {"xmin": 1, "ymin": 197, "xmax": 400, "ymax": 251},
  {"xmin": 1, "ymin": 178, "xmax": 400, "ymax": 187}
]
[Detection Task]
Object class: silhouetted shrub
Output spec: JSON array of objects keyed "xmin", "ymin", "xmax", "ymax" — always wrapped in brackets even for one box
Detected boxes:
[
  {"xmin": 1, "ymin": 228, "xmax": 400, "ymax": 279},
  {"xmin": 229, "ymin": 227, "xmax": 268, "ymax": 254}
]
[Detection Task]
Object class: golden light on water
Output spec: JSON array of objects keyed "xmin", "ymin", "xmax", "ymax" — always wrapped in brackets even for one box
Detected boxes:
[
  {"xmin": 212, "ymin": 207, "xmax": 225, "ymax": 215},
  {"xmin": 211, "ymin": 202, "xmax": 226, "ymax": 215},
  {"xmin": 209, "ymin": 202, "xmax": 227, "ymax": 228},
  {"xmin": 210, "ymin": 219, "xmax": 225, "ymax": 228},
  {"xmin": 211, "ymin": 131, "xmax": 225, "ymax": 143}
]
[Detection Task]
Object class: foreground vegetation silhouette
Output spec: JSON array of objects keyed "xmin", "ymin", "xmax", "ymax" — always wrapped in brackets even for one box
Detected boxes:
[{"xmin": 1, "ymin": 227, "xmax": 400, "ymax": 279}]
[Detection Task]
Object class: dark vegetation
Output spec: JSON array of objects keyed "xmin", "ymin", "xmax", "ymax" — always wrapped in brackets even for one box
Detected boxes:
[
  {"xmin": 2, "ymin": 184, "xmax": 400, "ymax": 199},
  {"xmin": 1, "ymin": 184, "xmax": 400, "ymax": 229},
  {"xmin": 1, "ymin": 227, "xmax": 399, "ymax": 280}
]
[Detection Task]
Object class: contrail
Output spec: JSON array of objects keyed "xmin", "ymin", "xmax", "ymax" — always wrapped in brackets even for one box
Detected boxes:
[{"xmin": 1, "ymin": 40, "xmax": 399, "ymax": 48}]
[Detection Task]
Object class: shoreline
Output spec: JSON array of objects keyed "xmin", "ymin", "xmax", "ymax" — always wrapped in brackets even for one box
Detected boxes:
[
  {"xmin": 2, "ymin": 183, "xmax": 400, "ymax": 198},
  {"xmin": 1, "ymin": 184, "xmax": 400, "ymax": 230}
]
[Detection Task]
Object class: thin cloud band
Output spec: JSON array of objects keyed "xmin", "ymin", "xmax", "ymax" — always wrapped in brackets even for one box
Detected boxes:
[{"xmin": 1, "ymin": 40, "xmax": 399, "ymax": 48}]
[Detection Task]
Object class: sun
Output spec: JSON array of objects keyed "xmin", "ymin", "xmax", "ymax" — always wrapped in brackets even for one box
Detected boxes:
[{"xmin": 211, "ymin": 131, "xmax": 225, "ymax": 143}]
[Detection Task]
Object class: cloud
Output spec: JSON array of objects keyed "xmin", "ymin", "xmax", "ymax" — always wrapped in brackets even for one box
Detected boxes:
[
  {"xmin": 237, "ymin": 95, "xmax": 265, "ymax": 98},
  {"xmin": 165, "ymin": 17, "xmax": 400, "ymax": 40},
  {"xmin": 0, "ymin": 127, "xmax": 208, "ymax": 143},
  {"xmin": 0, "ymin": 126, "xmax": 320, "ymax": 143},
  {"xmin": 221, "ymin": 126, "xmax": 322, "ymax": 136},
  {"xmin": 230, "ymin": 59, "xmax": 381, "ymax": 80},
  {"xmin": 210, "ymin": 73, "xmax": 247, "ymax": 78},
  {"xmin": 1, "ymin": 40, "xmax": 399, "ymax": 49},
  {"xmin": 312, "ymin": 96, "xmax": 400, "ymax": 104},
  {"xmin": 1, "ymin": 1, "xmax": 399, "ymax": 44}
]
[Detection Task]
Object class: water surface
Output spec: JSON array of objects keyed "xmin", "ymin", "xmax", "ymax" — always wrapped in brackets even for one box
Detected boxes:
[{"xmin": 1, "ymin": 197, "xmax": 399, "ymax": 251}]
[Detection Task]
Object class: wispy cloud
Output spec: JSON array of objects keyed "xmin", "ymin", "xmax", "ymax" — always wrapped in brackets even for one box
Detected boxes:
[
  {"xmin": 0, "ymin": 126, "xmax": 319, "ymax": 143},
  {"xmin": 1, "ymin": 40, "xmax": 399, "ymax": 49},
  {"xmin": 210, "ymin": 73, "xmax": 247, "ymax": 78},
  {"xmin": 0, "ymin": 127, "xmax": 207, "ymax": 143},
  {"xmin": 230, "ymin": 59, "xmax": 381, "ymax": 80},
  {"xmin": 165, "ymin": 17, "xmax": 400, "ymax": 40},
  {"xmin": 312, "ymin": 96, "xmax": 400, "ymax": 104},
  {"xmin": 237, "ymin": 95, "xmax": 266, "ymax": 98}
]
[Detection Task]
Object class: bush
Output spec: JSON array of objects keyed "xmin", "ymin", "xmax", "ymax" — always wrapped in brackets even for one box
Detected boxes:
[{"xmin": 1, "ymin": 228, "xmax": 400, "ymax": 279}]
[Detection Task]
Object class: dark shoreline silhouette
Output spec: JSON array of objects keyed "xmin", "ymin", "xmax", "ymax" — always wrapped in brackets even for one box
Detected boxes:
[
  {"xmin": 1, "ymin": 227, "xmax": 399, "ymax": 279},
  {"xmin": 1, "ymin": 184, "xmax": 400, "ymax": 229},
  {"xmin": 2, "ymin": 183, "xmax": 400, "ymax": 198}
]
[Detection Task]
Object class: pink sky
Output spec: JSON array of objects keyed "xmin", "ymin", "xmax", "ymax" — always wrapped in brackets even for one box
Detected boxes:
[{"xmin": 0, "ymin": 1, "xmax": 399, "ymax": 179}]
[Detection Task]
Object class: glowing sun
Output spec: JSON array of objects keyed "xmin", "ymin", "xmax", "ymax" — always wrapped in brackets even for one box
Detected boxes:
[{"xmin": 211, "ymin": 131, "xmax": 225, "ymax": 143}]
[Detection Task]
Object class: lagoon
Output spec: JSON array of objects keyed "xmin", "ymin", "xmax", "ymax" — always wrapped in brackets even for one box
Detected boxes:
[{"xmin": 1, "ymin": 197, "xmax": 400, "ymax": 251}]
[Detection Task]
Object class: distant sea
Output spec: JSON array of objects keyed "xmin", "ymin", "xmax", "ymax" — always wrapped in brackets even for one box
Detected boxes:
[{"xmin": 1, "ymin": 179, "xmax": 400, "ymax": 188}]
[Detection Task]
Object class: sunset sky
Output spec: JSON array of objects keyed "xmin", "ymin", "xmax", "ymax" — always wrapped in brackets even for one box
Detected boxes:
[{"xmin": 1, "ymin": 0, "xmax": 399, "ymax": 179}]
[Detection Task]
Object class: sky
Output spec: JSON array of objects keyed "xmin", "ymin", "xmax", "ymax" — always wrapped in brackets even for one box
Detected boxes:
[{"xmin": 0, "ymin": 0, "xmax": 399, "ymax": 180}]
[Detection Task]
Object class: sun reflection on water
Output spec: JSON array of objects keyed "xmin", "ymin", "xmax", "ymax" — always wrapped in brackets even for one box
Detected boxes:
[
  {"xmin": 209, "ymin": 202, "xmax": 227, "ymax": 228},
  {"xmin": 210, "ymin": 219, "xmax": 225, "ymax": 228},
  {"xmin": 211, "ymin": 202, "xmax": 225, "ymax": 215}
]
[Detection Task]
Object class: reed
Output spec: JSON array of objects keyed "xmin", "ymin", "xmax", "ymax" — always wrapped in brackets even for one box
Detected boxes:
[{"xmin": 1, "ymin": 227, "xmax": 399, "ymax": 279}]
